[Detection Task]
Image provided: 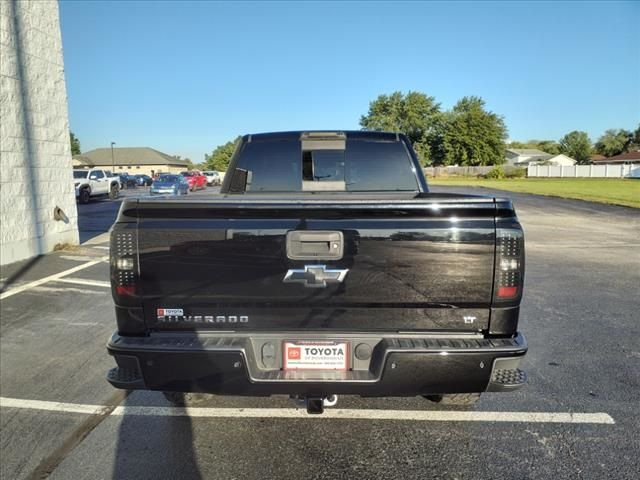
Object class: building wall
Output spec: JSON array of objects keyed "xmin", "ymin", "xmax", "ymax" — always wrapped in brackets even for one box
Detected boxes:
[{"xmin": 0, "ymin": 0, "xmax": 79, "ymax": 265}]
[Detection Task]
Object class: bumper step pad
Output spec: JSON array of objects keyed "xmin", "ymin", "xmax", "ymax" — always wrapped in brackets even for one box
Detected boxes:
[
  {"xmin": 107, "ymin": 366, "xmax": 144, "ymax": 389},
  {"xmin": 487, "ymin": 368, "xmax": 527, "ymax": 391}
]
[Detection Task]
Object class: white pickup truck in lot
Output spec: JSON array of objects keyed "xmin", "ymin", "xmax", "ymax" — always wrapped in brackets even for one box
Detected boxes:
[{"xmin": 74, "ymin": 168, "xmax": 120, "ymax": 204}]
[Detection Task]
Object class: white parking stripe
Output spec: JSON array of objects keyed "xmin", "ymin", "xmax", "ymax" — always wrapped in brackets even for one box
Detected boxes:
[
  {"xmin": 55, "ymin": 277, "xmax": 111, "ymax": 288},
  {"xmin": 0, "ymin": 397, "xmax": 615, "ymax": 424},
  {"xmin": 0, "ymin": 397, "xmax": 109, "ymax": 415},
  {"xmin": 0, "ymin": 257, "xmax": 107, "ymax": 300}
]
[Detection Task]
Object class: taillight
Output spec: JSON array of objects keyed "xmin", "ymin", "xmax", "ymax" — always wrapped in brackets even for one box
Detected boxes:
[
  {"xmin": 111, "ymin": 228, "xmax": 138, "ymax": 300},
  {"xmin": 494, "ymin": 227, "xmax": 524, "ymax": 303}
]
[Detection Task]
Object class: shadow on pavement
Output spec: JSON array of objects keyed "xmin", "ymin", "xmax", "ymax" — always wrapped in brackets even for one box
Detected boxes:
[
  {"xmin": 0, "ymin": 255, "xmax": 42, "ymax": 292},
  {"xmin": 112, "ymin": 394, "xmax": 202, "ymax": 480}
]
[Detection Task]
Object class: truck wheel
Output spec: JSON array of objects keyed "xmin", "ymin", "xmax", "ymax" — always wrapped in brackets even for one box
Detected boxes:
[
  {"xmin": 162, "ymin": 391, "xmax": 186, "ymax": 406},
  {"xmin": 423, "ymin": 393, "xmax": 481, "ymax": 406},
  {"xmin": 109, "ymin": 184, "xmax": 119, "ymax": 200},
  {"xmin": 79, "ymin": 188, "xmax": 90, "ymax": 204}
]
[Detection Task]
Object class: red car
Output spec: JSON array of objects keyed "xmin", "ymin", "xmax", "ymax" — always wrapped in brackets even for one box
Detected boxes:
[{"xmin": 180, "ymin": 171, "xmax": 207, "ymax": 191}]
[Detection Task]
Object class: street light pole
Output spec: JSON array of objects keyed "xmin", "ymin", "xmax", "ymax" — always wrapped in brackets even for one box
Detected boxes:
[{"xmin": 111, "ymin": 142, "xmax": 116, "ymax": 171}]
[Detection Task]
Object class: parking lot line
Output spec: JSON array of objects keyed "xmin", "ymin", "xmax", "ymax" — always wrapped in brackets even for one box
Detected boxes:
[
  {"xmin": 55, "ymin": 277, "xmax": 111, "ymax": 288},
  {"xmin": 0, "ymin": 257, "xmax": 108, "ymax": 300},
  {"xmin": 0, "ymin": 396, "xmax": 615, "ymax": 424},
  {"xmin": 0, "ymin": 397, "xmax": 108, "ymax": 415}
]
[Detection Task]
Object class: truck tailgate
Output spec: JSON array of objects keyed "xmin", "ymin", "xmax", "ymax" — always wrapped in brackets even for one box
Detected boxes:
[{"xmin": 133, "ymin": 196, "xmax": 497, "ymax": 332}]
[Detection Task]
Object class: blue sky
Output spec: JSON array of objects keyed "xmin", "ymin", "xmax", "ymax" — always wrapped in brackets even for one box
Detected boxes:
[{"xmin": 59, "ymin": 1, "xmax": 640, "ymax": 162}]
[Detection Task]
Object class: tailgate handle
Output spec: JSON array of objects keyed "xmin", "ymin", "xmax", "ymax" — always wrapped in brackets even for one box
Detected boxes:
[{"xmin": 286, "ymin": 231, "xmax": 343, "ymax": 260}]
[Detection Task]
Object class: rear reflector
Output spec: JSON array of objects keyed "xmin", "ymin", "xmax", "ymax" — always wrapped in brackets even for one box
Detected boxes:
[{"xmin": 497, "ymin": 286, "xmax": 518, "ymax": 298}]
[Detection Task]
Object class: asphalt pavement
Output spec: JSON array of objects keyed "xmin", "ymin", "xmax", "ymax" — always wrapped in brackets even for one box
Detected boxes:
[{"xmin": 1, "ymin": 184, "xmax": 638, "ymax": 480}]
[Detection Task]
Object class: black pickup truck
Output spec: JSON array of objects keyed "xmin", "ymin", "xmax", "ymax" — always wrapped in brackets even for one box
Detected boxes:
[{"xmin": 107, "ymin": 131, "xmax": 527, "ymax": 413}]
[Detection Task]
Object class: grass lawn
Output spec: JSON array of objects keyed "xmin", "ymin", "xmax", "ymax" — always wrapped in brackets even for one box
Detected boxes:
[{"xmin": 428, "ymin": 177, "xmax": 640, "ymax": 208}]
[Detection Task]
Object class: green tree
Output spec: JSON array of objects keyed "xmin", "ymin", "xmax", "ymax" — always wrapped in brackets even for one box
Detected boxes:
[
  {"xmin": 174, "ymin": 155, "xmax": 194, "ymax": 170},
  {"xmin": 535, "ymin": 140, "xmax": 561, "ymax": 155},
  {"xmin": 431, "ymin": 96, "xmax": 508, "ymax": 166},
  {"xmin": 70, "ymin": 131, "xmax": 81, "ymax": 155},
  {"xmin": 205, "ymin": 137, "xmax": 240, "ymax": 171},
  {"xmin": 507, "ymin": 139, "xmax": 560, "ymax": 155},
  {"xmin": 559, "ymin": 131, "xmax": 592, "ymax": 164},
  {"xmin": 360, "ymin": 91, "xmax": 440, "ymax": 165},
  {"xmin": 594, "ymin": 129, "xmax": 633, "ymax": 157},
  {"xmin": 633, "ymin": 124, "xmax": 640, "ymax": 149}
]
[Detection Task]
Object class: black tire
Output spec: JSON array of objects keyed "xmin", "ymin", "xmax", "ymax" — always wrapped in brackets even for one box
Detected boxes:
[
  {"xmin": 162, "ymin": 391, "xmax": 186, "ymax": 406},
  {"xmin": 108, "ymin": 184, "xmax": 119, "ymax": 200},
  {"xmin": 423, "ymin": 393, "xmax": 481, "ymax": 406},
  {"xmin": 79, "ymin": 188, "xmax": 90, "ymax": 204}
]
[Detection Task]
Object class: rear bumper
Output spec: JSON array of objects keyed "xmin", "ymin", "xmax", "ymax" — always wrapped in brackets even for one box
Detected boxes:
[{"xmin": 107, "ymin": 332, "xmax": 527, "ymax": 396}]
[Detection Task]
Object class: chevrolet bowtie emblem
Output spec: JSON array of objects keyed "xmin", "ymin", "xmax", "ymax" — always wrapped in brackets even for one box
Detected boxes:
[{"xmin": 283, "ymin": 265, "xmax": 348, "ymax": 288}]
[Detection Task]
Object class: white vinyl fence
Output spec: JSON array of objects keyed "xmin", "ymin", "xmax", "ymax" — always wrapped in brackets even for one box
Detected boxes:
[
  {"xmin": 424, "ymin": 166, "xmax": 515, "ymax": 177},
  {"xmin": 527, "ymin": 164, "xmax": 640, "ymax": 178}
]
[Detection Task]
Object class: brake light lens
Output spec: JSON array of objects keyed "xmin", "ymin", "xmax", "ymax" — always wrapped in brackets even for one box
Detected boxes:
[
  {"xmin": 494, "ymin": 227, "xmax": 524, "ymax": 302},
  {"xmin": 116, "ymin": 285, "xmax": 136, "ymax": 296},
  {"xmin": 497, "ymin": 286, "xmax": 518, "ymax": 298}
]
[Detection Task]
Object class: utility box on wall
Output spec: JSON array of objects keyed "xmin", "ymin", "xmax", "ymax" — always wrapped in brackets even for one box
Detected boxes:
[{"xmin": 0, "ymin": 0, "xmax": 79, "ymax": 265}]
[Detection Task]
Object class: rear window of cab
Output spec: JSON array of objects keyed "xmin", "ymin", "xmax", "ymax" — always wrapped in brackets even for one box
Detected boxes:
[{"xmin": 233, "ymin": 138, "xmax": 419, "ymax": 192}]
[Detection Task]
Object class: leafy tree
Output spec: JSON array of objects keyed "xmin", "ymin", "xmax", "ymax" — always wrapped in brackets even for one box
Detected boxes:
[
  {"xmin": 559, "ymin": 131, "xmax": 592, "ymax": 164},
  {"xmin": 633, "ymin": 124, "xmax": 640, "ymax": 149},
  {"xmin": 431, "ymin": 96, "xmax": 508, "ymax": 166},
  {"xmin": 205, "ymin": 137, "xmax": 240, "ymax": 171},
  {"xmin": 360, "ymin": 91, "xmax": 440, "ymax": 164},
  {"xmin": 174, "ymin": 155, "xmax": 194, "ymax": 170},
  {"xmin": 506, "ymin": 141, "xmax": 530, "ymax": 149},
  {"xmin": 535, "ymin": 140, "xmax": 561, "ymax": 155},
  {"xmin": 507, "ymin": 139, "xmax": 560, "ymax": 155},
  {"xmin": 594, "ymin": 129, "xmax": 633, "ymax": 157},
  {"xmin": 70, "ymin": 131, "xmax": 81, "ymax": 155}
]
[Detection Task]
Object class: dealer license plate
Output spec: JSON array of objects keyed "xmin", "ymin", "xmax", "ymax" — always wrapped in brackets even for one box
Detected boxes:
[{"xmin": 283, "ymin": 340, "xmax": 349, "ymax": 371}]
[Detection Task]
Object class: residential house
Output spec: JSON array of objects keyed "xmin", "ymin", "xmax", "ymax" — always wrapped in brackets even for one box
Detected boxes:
[
  {"xmin": 538, "ymin": 154, "xmax": 577, "ymax": 166},
  {"xmin": 73, "ymin": 147, "xmax": 190, "ymax": 176},
  {"xmin": 590, "ymin": 151, "xmax": 640, "ymax": 165},
  {"xmin": 505, "ymin": 149, "xmax": 576, "ymax": 166},
  {"xmin": 505, "ymin": 149, "xmax": 552, "ymax": 166}
]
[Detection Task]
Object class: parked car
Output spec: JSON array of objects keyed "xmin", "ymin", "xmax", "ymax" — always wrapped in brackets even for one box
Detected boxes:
[
  {"xmin": 135, "ymin": 174, "xmax": 153, "ymax": 186},
  {"xmin": 119, "ymin": 172, "xmax": 138, "ymax": 189},
  {"xmin": 74, "ymin": 168, "xmax": 120, "ymax": 204},
  {"xmin": 107, "ymin": 130, "xmax": 528, "ymax": 414},
  {"xmin": 180, "ymin": 170, "xmax": 207, "ymax": 191},
  {"xmin": 150, "ymin": 174, "xmax": 189, "ymax": 195},
  {"xmin": 203, "ymin": 170, "xmax": 221, "ymax": 186}
]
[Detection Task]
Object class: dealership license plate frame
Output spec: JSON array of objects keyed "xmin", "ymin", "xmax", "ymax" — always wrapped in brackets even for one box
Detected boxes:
[{"xmin": 283, "ymin": 340, "xmax": 350, "ymax": 371}]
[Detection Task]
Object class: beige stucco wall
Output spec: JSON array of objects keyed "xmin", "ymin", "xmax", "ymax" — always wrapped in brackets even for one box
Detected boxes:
[{"xmin": 0, "ymin": 0, "xmax": 79, "ymax": 265}]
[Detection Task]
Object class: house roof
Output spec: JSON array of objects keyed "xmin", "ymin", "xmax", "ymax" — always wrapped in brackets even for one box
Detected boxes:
[
  {"xmin": 590, "ymin": 154, "xmax": 606, "ymax": 161},
  {"xmin": 72, "ymin": 155, "xmax": 93, "ymax": 166},
  {"xmin": 75, "ymin": 148, "xmax": 189, "ymax": 167},
  {"xmin": 506, "ymin": 148, "xmax": 551, "ymax": 157},
  {"xmin": 592, "ymin": 151, "xmax": 640, "ymax": 163}
]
